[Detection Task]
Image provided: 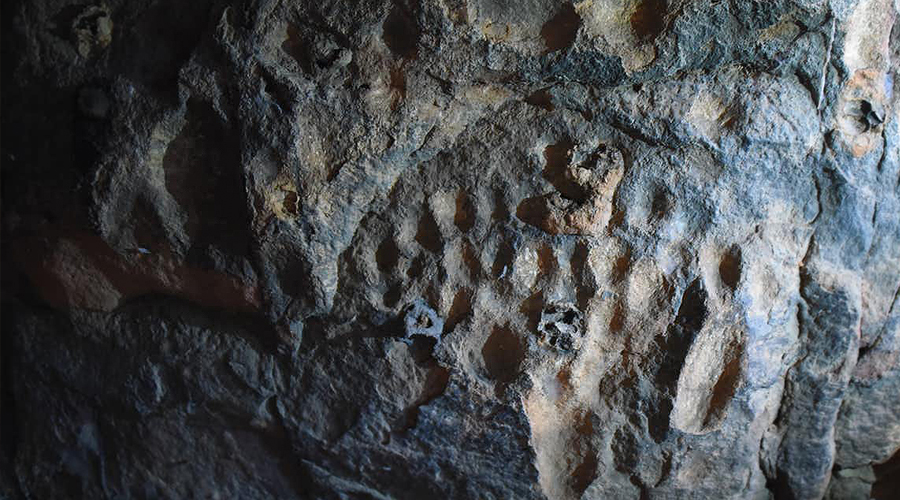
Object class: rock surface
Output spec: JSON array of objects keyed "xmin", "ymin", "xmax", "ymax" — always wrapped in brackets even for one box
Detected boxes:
[{"xmin": 2, "ymin": 0, "xmax": 899, "ymax": 498}]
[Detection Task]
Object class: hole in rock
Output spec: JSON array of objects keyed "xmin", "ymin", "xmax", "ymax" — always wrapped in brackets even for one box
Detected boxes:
[
  {"xmin": 675, "ymin": 278, "xmax": 708, "ymax": 334},
  {"xmin": 612, "ymin": 427, "xmax": 639, "ymax": 472},
  {"xmin": 258, "ymin": 66, "xmax": 295, "ymax": 113},
  {"xmin": 612, "ymin": 247, "xmax": 633, "ymax": 283},
  {"xmin": 454, "ymin": 190, "xmax": 476, "ymax": 232},
  {"xmin": 537, "ymin": 245, "xmax": 557, "ymax": 276},
  {"xmin": 444, "ymin": 288, "xmax": 473, "ymax": 334},
  {"xmin": 492, "ymin": 239, "xmax": 516, "ymax": 278},
  {"xmin": 376, "ymin": 237, "xmax": 400, "ymax": 273},
  {"xmin": 516, "ymin": 196, "xmax": 553, "ymax": 231},
  {"xmin": 281, "ymin": 190, "xmax": 299, "ymax": 217},
  {"xmin": 609, "ymin": 301, "xmax": 627, "ymax": 333},
  {"xmin": 571, "ymin": 242, "xmax": 594, "ymax": 308},
  {"xmin": 543, "ymin": 139, "xmax": 587, "ymax": 202},
  {"xmin": 415, "ymin": 209, "xmax": 443, "ymax": 254},
  {"xmin": 608, "ymin": 206, "xmax": 627, "ymax": 230},
  {"xmin": 383, "ymin": 283, "xmax": 403, "ymax": 308},
  {"xmin": 704, "ymin": 342, "xmax": 743, "ymax": 427},
  {"xmin": 520, "ymin": 291, "xmax": 545, "ymax": 332},
  {"xmin": 482, "ymin": 325, "xmax": 525, "ymax": 383},
  {"xmin": 389, "ymin": 66, "xmax": 407, "ymax": 110},
  {"xmin": 163, "ymin": 98, "xmax": 250, "ymax": 256},
  {"xmin": 541, "ymin": 3, "xmax": 581, "ymax": 53},
  {"xmin": 648, "ymin": 278, "xmax": 709, "ymax": 441},
  {"xmin": 719, "ymin": 246, "xmax": 742, "ymax": 293},
  {"xmin": 382, "ymin": 3, "xmax": 419, "ymax": 59},
  {"xmin": 282, "ymin": 24, "xmax": 312, "ymax": 73},
  {"xmin": 571, "ymin": 241, "xmax": 590, "ymax": 279},
  {"xmin": 461, "ymin": 240, "xmax": 482, "ymax": 279},
  {"xmin": 492, "ymin": 188, "xmax": 510, "ymax": 221},
  {"xmin": 525, "ymin": 88, "xmax": 554, "ymax": 111},
  {"xmin": 571, "ymin": 412, "xmax": 598, "ymax": 494},
  {"xmin": 630, "ymin": 0, "xmax": 667, "ymax": 42},
  {"xmin": 571, "ymin": 451, "xmax": 598, "ymax": 494},
  {"xmin": 407, "ymin": 253, "xmax": 427, "ymax": 279},
  {"xmin": 650, "ymin": 188, "xmax": 671, "ymax": 220}
]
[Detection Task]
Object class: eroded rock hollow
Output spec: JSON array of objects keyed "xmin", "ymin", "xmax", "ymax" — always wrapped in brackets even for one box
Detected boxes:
[{"xmin": 2, "ymin": 0, "xmax": 899, "ymax": 498}]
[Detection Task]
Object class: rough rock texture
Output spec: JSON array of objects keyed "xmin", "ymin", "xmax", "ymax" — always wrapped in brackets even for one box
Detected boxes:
[{"xmin": 2, "ymin": 0, "xmax": 900, "ymax": 498}]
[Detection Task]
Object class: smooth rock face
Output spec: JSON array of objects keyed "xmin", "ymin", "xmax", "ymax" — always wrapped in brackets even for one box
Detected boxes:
[{"xmin": 1, "ymin": 0, "xmax": 899, "ymax": 498}]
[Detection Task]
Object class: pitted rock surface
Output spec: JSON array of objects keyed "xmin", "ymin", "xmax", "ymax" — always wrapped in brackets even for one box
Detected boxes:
[{"xmin": 2, "ymin": 0, "xmax": 899, "ymax": 498}]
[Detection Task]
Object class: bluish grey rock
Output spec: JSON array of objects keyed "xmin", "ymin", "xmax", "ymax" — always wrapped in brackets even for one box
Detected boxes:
[{"xmin": 2, "ymin": 0, "xmax": 899, "ymax": 499}]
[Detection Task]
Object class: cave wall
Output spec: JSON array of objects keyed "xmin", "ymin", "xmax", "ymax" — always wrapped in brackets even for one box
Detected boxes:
[{"xmin": 2, "ymin": 0, "xmax": 899, "ymax": 498}]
